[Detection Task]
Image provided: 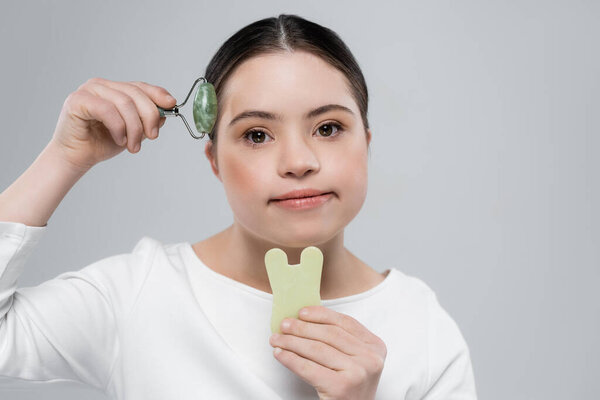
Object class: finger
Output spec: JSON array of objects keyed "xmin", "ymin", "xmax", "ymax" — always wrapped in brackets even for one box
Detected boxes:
[
  {"xmin": 100, "ymin": 80, "xmax": 162, "ymax": 141},
  {"xmin": 272, "ymin": 346, "xmax": 338, "ymax": 390},
  {"xmin": 79, "ymin": 80, "xmax": 144, "ymax": 153},
  {"xmin": 128, "ymin": 81, "xmax": 175, "ymax": 135},
  {"xmin": 279, "ymin": 317, "xmax": 364, "ymax": 357},
  {"xmin": 128, "ymin": 80, "xmax": 177, "ymax": 109},
  {"xmin": 299, "ymin": 306, "xmax": 378, "ymax": 345},
  {"xmin": 66, "ymin": 90, "xmax": 127, "ymax": 147},
  {"xmin": 270, "ymin": 333, "xmax": 351, "ymax": 371}
]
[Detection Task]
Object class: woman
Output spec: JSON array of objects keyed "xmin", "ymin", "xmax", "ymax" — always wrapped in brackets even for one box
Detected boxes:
[{"xmin": 0, "ymin": 14, "xmax": 477, "ymax": 399}]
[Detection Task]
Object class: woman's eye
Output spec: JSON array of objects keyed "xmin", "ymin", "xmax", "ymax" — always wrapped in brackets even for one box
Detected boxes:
[
  {"xmin": 242, "ymin": 122, "xmax": 343, "ymax": 147},
  {"xmin": 317, "ymin": 123, "xmax": 342, "ymax": 137},
  {"xmin": 244, "ymin": 130, "xmax": 271, "ymax": 144}
]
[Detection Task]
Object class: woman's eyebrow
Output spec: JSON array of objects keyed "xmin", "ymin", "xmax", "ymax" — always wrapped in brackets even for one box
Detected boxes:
[{"xmin": 228, "ymin": 104, "xmax": 354, "ymax": 127}]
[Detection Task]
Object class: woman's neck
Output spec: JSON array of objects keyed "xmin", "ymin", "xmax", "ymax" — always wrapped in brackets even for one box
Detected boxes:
[{"xmin": 193, "ymin": 222, "xmax": 386, "ymax": 300}]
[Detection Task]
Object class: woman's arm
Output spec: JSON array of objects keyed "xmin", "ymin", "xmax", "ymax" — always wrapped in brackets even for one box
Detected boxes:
[
  {"xmin": 420, "ymin": 292, "xmax": 478, "ymax": 400},
  {"xmin": 0, "ymin": 78, "xmax": 174, "ymax": 391},
  {"xmin": 0, "ymin": 221, "xmax": 120, "ymax": 392},
  {"xmin": 0, "ymin": 141, "xmax": 89, "ymax": 227},
  {"xmin": 0, "ymin": 77, "xmax": 176, "ymax": 228}
]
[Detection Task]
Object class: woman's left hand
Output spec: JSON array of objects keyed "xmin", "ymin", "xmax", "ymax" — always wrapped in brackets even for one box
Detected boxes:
[{"xmin": 269, "ymin": 305, "xmax": 387, "ymax": 400}]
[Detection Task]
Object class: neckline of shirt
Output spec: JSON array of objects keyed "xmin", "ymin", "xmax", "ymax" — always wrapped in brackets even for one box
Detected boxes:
[{"xmin": 180, "ymin": 241, "xmax": 397, "ymax": 306}]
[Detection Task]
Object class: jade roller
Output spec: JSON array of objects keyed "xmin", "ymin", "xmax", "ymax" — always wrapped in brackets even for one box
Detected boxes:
[{"xmin": 156, "ymin": 76, "xmax": 217, "ymax": 139}]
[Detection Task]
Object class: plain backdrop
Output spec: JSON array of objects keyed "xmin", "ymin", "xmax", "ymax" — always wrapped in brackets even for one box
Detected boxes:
[{"xmin": 0, "ymin": 1, "xmax": 598, "ymax": 399}]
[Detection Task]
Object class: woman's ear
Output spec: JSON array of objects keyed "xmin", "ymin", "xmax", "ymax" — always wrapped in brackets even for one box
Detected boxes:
[
  {"xmin": 366, "ymin": 128, "xmax": 372, "ymax": 146},
  {"xmin": 204, "ymin": 141, "xmax": 221, "ymax": 182}
]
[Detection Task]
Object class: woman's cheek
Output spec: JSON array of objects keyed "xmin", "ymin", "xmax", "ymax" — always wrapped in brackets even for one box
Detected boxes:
[
  {"xmin": 333, "ymin": 141, "xmax": 368, "ymax": 183},
  {"xmin": 334, "ymin": 145, "xmax": 369, "ymax": 211},
  {"xmin": 221, "ymin": 152, "xmax": 270, "ymax": 212},
  {"xmin": 220, "ymin": 153, "xmax": 250, "ymax": 205}
]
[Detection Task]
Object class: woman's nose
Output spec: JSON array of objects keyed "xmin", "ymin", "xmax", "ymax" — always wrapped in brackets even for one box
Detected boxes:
[{"xmin": 278, "ymin": 135, "xmax": 320, "ymax": 178}]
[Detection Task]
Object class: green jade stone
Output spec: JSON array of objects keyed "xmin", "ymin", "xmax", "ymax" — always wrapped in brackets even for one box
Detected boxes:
[
  {"xmin": 193, "ymin": 82, "xmax": 217, "ymax": 134},
  {"xmin": 265, "ymin": 246, "xmax": 323, "ymax": 334}
]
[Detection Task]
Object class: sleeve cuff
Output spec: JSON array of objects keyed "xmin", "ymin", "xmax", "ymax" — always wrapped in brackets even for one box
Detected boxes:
[{"xmin": 0, "ymin": 220, "xmax": 47, "ymax": 247}]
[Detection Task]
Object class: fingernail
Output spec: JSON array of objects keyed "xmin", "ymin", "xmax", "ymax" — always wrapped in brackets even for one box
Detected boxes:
[
  {"xmin": 281, "ymin": 320, "xmax": 291, "ymax": 330},
  {"xmin": 151, "ymin": 127, "xmax": 158, "ymax": 139},
  {"xmin": 134, "ymin": 143, "xmax": 140, "ymax": 152},
  {"xmin": 167, "ymin": 95, "xmax": 176, "ymax": 103},
  {"xmin": 274, "ymin": 347, "xmax": 282, "ymax": 355}
]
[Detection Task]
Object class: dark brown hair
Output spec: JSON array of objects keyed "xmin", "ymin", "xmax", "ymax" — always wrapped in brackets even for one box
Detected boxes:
[{"xmin": 204, "ymin": 14, "xmax": 370, "ymax": 151}]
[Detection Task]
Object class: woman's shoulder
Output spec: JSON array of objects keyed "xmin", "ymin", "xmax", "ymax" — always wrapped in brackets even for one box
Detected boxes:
[
  {"xmin": 384, "ymin": 267, "xmax": 439, "ymax": 302},
  {"xmin": 58, "ymin": 235, "xmax": 183, "ymax": 296},
  {"xmin": 387, "ymin": 268, "xmax": 471, "ymax": 350},
  {"xmin": 375, "ymin": 268, "xmax": 469, "ymax": 333},
  {"xmin": 44, "ymin": 235, "xmax": 187, "ymax": 313}
]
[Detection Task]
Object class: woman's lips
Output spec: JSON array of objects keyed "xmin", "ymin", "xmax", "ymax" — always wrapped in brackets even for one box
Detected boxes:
[{"xmin": 270, "ymin": 192, "xmax": 334, "ymax": 210}]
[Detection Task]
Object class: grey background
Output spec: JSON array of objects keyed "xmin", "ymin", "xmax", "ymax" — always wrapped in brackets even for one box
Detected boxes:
[{"xmin": 0, "ymin": 0, "xmax": 598, "ymax": 399}]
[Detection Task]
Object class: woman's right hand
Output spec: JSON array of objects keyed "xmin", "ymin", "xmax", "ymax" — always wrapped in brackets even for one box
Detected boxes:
[{"xmin": 50, "ymin": 77, "xmax": 177, "ymax": 172}]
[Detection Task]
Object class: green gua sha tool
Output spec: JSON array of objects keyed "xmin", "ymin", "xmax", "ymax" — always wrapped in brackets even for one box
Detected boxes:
[
  {"xmin": 156, "ymin": 76, "xmax": 217, "ymax": 139},
  {"xmin": 265, "ymin": 246, "xmax": 323, "ymax": 334}
]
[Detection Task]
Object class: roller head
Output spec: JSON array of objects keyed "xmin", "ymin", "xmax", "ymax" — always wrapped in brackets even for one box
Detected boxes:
[{"xmin": 193, "ymin": 82, "xmax": 218, "ymax": 136}]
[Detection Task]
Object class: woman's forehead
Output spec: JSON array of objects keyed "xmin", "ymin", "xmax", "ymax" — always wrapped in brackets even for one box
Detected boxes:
[{"xmin": 219, "ymin": 51, "xmax": 357, "ymax": 121}]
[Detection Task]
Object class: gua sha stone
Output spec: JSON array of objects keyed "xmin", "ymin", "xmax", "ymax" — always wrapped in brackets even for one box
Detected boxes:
[
  {"xmin": 193, "ymin": 82, "xmax": 217, "ymax": 135},
  {"xmin": 265, "ymin": 246, "xmax": 323, "ymax": 334}
]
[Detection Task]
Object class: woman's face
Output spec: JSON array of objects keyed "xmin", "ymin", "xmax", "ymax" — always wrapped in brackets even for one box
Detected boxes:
[{"xmin": 205, "ymin": 50, "xmax": 371, "ymax": 247}]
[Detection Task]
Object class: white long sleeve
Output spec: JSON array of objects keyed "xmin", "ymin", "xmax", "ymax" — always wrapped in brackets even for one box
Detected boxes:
[
  {"xmin": 420, "ymin": 291, "xmax": 478, "ymax": 399},
  {"xmin": 0, "ymin": 220, "xmax": 477, "ymax": 399},
  {"xmin": 0, "ymin": 221, "xmax": 149, "ymax": 393}
]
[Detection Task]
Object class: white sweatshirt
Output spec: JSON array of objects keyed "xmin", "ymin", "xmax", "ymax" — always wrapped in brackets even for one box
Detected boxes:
[{"xmin": 0, "ymin": 221, "xmax": 477, "ymax": 399}]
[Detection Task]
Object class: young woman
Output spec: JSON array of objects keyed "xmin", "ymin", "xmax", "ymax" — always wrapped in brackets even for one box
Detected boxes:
[{"xmin": 0, "ymin": 14, "xmax": 477, "ymax": 399}]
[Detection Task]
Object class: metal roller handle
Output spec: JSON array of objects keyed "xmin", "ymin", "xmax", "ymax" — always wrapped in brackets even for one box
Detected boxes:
[{"xmin": 157, "ymin": 76, "xmax": 208, "ymax": 139}]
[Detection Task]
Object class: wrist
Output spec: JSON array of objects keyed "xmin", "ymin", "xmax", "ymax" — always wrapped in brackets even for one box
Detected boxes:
[{"xmin": 46, "ymin": 140, "xmax": 94, "ymax": 176}]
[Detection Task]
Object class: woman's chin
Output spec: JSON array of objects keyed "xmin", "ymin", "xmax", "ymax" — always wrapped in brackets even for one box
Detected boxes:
[{"xmin": 264, "ymin": 228, "xmax": 339, "ymax": 249}]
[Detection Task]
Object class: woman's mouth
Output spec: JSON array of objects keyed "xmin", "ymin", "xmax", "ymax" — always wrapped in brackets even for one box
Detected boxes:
[{"xmin": 270, "ymin": 191, "xmax": 334, "ymax": 210}]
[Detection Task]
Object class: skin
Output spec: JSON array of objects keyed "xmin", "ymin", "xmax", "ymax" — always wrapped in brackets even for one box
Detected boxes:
[{"xmin": 192, "ymin": 50, "xmax": 387, "ymax": 398}]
